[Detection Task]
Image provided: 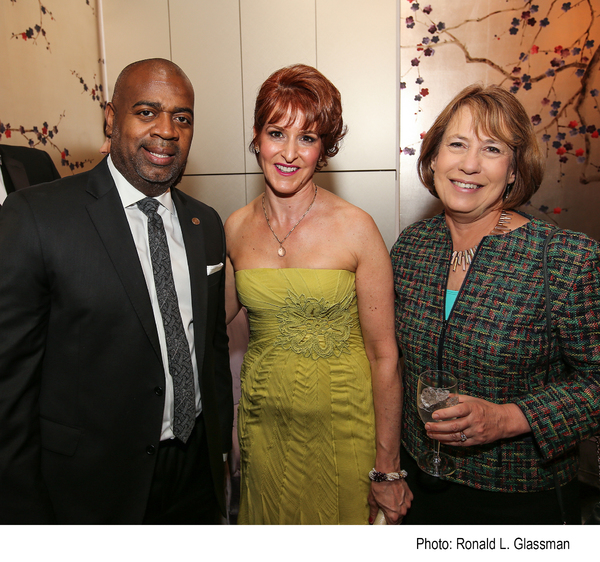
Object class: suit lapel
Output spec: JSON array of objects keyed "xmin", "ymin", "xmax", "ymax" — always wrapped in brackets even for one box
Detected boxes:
[
  {"xmin": 172, "ymin": 189, "xmax": 208, "ymax": 377},
  {"xmin": 2, "ymin": 150, "xmax": 29, "ymax": 191},
  {"xmin": 85, "ymin": 160, "xmax": 162, "ymax": 360}
]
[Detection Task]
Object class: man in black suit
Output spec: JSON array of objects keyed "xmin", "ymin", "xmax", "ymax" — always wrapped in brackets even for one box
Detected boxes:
[
  {"xmin": 0, "ymin": 143, "xmax": 61, "ymax": 206},
  {"xmin": 0, "ymin": 58, "xmax": 233, "ymax": 524}
]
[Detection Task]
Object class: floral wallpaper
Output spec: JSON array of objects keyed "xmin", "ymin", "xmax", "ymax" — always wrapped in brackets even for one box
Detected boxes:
[
  {"xmin": 0, "ymin": 0, "xmax": 105, "ymax": 174},
  {"xmin": 400, "ymin": 0, "xmax": 600, "ymax": 241}
]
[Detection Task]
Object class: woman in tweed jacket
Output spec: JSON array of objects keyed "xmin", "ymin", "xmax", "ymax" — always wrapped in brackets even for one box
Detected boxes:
[{"xmin": 392, "ymin": 84, "xmax": 600, "ymax": 524}]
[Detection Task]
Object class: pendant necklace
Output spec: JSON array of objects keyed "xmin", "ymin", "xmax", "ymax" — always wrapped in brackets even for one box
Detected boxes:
[
  {"xmin": 262, "ymin": 185, "xmax": 318, "ymax": 257},
  {"xmin": 450, "ymin": 210, "xmax": 511, "ymax": 272}
]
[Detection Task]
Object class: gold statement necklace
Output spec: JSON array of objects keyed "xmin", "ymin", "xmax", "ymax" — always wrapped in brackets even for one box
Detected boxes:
[
  {"xmin": 450, "ymin": 210, "xmax": 511, "ymax": 272},
  {"xmin": 262, "ymin": 185, "xmax": 318, "ymax": 257}
]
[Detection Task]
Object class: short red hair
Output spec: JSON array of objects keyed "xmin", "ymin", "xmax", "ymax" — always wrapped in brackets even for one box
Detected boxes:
[{"xmin": 250, "ymin": 64, "xmax": 347, "ymax": 171}]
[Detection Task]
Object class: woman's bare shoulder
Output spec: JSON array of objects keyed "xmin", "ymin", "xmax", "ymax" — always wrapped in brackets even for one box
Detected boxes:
[
  {"xmin": 320, "ymin": 188, "xmax": 375, "ymax": 222},
  {"xmin": 324, "ymin": 190, "xmax": 381, "ymax": 241},
  {"xmin": 225, "ymin": 196, "xmax": 261, "ymax": 236}
]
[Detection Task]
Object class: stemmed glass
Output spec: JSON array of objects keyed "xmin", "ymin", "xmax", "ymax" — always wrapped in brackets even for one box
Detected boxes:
[{"xmin": 416, "ymin": 370, "xmax": 458, "ymax": 477}]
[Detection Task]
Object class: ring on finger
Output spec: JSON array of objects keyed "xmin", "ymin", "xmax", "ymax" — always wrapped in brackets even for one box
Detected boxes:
[{"xmin": 460, "ymin": 431, "xmax": 467, "ymax": 442}]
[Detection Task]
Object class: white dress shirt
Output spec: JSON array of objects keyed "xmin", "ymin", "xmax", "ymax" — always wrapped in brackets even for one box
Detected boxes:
[
  {"xmin": 107, "ymin": 156, "xmax": 201, "ymax": 440},
  {"xmin": 0, "ymin": 156, "xmax": 8, "ymax": 204}
]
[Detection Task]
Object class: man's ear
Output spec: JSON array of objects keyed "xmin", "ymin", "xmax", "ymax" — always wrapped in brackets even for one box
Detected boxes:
[{"xmin": 105, "ymin": 103, "xmax": 115, "ymax": 137}]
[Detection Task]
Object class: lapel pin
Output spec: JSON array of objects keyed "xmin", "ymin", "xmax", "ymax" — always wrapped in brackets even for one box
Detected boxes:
[{"xmin": 192, "ymin": 217, "xmax": 200, "ymax": 225}]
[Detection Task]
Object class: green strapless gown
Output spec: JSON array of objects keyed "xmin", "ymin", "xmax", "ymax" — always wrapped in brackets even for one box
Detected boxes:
[{"xmin": 235, "ymin": 269, "xmax": 376, "ymax": 524}]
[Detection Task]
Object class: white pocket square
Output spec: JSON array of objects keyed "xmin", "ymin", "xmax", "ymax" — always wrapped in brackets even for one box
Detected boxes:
[{"xmin": 207, "ymin": 262, "xmax": 224, "ymax": 275}]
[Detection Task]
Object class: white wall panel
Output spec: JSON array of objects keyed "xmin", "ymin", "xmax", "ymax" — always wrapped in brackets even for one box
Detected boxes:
[
  {"xmin": 101, "ymin": 0, "xmax": 171, "ymax": 98},
  {"xmin": 169, "ymin": 0, "xmax": 245, "ymax": 175},
  {"xmin": 244, "ymin": 173, "xmax": 265, "ymax": 207},
  {"xmin": 178, "ymin": 174, "xmax": 246, "ymax": 222},
  {"xmin": 239, "ymin": 0, "xmax": 317, "ymax": 174},
  {"xmin": 99, "ymin": 0, "xmax": 399, "ymax": 239},
  {"xmin": 317, "ymin": 0, "xmax": 397, "ymax": 172}
]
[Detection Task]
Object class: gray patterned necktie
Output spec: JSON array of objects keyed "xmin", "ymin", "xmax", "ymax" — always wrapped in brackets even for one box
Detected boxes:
[{"xmin": 137, "ymin": 197, "xmax": 195, "ymax": 443}]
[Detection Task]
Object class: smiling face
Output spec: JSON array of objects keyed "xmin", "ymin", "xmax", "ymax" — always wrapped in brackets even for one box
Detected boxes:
[
  {"xmin": 254, "ymin": 108, "xmax": 322, "ymax": 196},
  {"xmin": 106, "ymin": 61, "xmax": 194, "ymax": 197},
  {"xmin": 431, "ymin": 107, "xmax": 515, "ymax": 222}
]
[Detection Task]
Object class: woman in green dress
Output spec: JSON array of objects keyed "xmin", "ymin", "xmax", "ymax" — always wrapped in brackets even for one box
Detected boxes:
[{"xmin": 225, "ymin": 64, "xmax": 411, "ymax": 524}]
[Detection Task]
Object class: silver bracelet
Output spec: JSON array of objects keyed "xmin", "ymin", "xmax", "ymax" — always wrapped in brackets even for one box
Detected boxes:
[{"xmin": 368, "ymin": 468, "xmax": 408, "ymax": 482}]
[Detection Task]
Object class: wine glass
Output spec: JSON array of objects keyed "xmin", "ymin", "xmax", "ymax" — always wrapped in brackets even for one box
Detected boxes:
[{"xmin": 416, "ymin": 370, "xmax": 458, "ymax": 477}]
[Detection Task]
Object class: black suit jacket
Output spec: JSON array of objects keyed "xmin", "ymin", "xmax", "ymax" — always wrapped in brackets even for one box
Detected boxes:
[
  {"xmin": 0, "ymin": 144, "xmax": 61, "ymax": 199},
  {"xmin": 0, "ymin": 158, "xmax": 233, "ymax": 523}
]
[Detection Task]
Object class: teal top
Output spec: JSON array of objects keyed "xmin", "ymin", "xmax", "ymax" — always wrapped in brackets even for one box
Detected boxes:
[{"xmin": 445, "ymin": 289, "xmax": 459, "ymax": 320}]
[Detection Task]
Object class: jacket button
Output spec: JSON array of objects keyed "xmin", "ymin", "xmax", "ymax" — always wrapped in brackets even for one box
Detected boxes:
[
  {"xmin": 154, "ymin": 386, "xmax": 164, "ymax": 396},
  {"xmin": 146, "ymin": 445, "xmax": 156, "ymax": 455}
]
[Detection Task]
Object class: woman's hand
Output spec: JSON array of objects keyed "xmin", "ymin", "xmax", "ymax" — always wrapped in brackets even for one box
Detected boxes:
[
  {"xmin": 368, "ymin": 479, "xmax": 413, "ymax": 524},
  {"xmin": 425, "ymin": 396, "xmax": 531, "ymax": 446}
]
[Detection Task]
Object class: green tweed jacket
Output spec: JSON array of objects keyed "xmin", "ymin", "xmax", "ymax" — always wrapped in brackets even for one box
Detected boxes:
[{"xmin": 392, "ymin": 213, "xmax": 600, "ymax": 492}]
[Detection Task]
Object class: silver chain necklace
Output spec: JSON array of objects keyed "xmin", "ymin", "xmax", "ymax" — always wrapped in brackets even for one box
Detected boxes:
[
  {"xmin": 262, "ymin": 185, "xmax": 318, "ymax": 257},
  {"xmin": 450, "ymin": 210, "xmax": 511, "ymax": 272}
]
